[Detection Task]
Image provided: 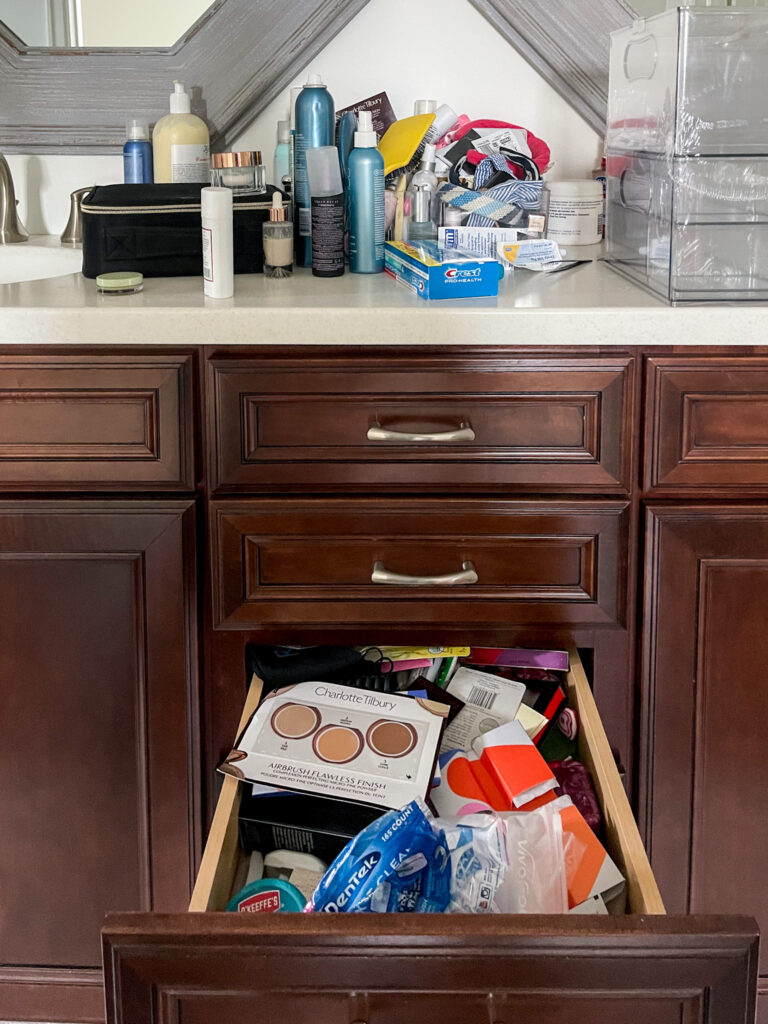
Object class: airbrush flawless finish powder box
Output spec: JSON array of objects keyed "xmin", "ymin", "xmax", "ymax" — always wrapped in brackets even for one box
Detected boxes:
[{"xmin": 221, "ymin": 681, "xmax": 449, "ymax": 809}]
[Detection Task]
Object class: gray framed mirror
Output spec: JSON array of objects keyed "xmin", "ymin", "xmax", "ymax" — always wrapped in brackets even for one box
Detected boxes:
[
  {"xmin": 0, "ymin": 0, "xmax": 371, "ymax": 153},
  {"xmin": 2, "ymin": 0, "xmax": 700, "ymax": 156}
]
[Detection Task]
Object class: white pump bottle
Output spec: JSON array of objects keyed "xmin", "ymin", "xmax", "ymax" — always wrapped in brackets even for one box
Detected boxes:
[{"xmin": 152, "ymin": 81, "xmax": 210, "ymax": 184}]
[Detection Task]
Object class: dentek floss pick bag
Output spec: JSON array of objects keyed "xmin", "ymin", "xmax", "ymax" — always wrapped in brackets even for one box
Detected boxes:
[{"xmin": 307, "ymin": 799, "xmax": 451, "ymax": 913}]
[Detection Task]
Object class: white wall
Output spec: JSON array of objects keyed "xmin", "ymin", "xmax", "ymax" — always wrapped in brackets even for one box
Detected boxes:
[{"xmin": 5, "ymin": 0, "xmax": 602, "ymax": 235}]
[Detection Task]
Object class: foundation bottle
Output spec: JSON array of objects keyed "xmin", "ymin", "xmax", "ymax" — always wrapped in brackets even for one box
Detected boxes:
[{"xmin": 262, "ymin": 192, "xmax": 293, "ymax": 279}]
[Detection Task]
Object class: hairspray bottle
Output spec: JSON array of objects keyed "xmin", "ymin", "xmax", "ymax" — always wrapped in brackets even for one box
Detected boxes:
[
  {"xmin": 348, "ymin": 111, "xmax": 385, "ymax": 274},
  {"xmin": 293, "ymin": 72, "xmax": 334, "ymax": 267}
]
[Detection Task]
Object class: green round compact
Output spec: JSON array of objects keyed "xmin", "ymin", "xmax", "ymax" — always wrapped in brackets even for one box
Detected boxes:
[{"xmin": 96, "ymin": 271, "xmax": 144, "ymax": 294}]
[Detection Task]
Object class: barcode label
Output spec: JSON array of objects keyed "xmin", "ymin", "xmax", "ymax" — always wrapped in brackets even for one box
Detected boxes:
[
  {"xmin": 468, "ymin": 685, "xmax": 497, "ymax": 710},
  {"xmin": 299, "ymin": 206, "xmax": 312, "ymax": 236}
]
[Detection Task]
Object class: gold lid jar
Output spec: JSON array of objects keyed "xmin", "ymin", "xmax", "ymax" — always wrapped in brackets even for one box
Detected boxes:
[{"xmin": 210, "ymin": 151, "xmax": 266, "ymax": 194}]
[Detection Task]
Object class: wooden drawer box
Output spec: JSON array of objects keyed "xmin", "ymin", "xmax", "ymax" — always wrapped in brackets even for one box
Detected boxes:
[
  {"xmin": 0, "ymin": 352, "xmax": 194, "ymax": 490},
  {"xmin": 211, "ymin": 499, "xmax": 629, "ymax": 630},
  {"xmin": 102, "ymin": 652, "xmax": 758, "ymax": 1024},
  {"xmin": 208, "ymin": 352, "xmax": 635, "ymax": 493},
  {"xmin": 645, "ymin": 356, "xmax": 768, "ymax": 494}
]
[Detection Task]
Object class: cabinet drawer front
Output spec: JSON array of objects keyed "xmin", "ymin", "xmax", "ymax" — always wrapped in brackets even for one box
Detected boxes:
[
  {"xmin": 211, "ymin": 499, "xmax": 628, "ymax": 629},
  {"xmin": 646, "ymin": 357, "xmax": 768, "ymax": 493},
  {"xmin": 0, "ymin": 353, "xmax": 194, "ymax": 489},
  {"xmin": 102, "ymin": 655, "xmax": 757, "ymax": 1024},
  {"xmin": 209, "ymin": 354, "xmax": 635, "ymax": 492}
]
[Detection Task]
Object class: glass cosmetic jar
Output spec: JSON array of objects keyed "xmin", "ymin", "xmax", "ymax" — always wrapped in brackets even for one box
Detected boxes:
[{"xmin": 211, "ymin": 151, "xmax": 267, "ymax": 194}]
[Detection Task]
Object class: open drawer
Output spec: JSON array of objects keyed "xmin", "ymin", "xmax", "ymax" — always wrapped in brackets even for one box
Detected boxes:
[{"xmin": 102, "ymin": 651, "xmax": 758, "ymax": 1024}]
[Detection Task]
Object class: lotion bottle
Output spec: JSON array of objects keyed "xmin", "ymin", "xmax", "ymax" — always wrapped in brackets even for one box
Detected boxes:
[
  {"xmin": 201, "ymin": 186, "xmax": 233, "ymax": 298},
  {"xmin": 348, "ymin": 111, "xmax": 385, "ymax": 274},
  {"xmin": 153, "ymin": 81, "xmax": 210, "ymax": 184}
]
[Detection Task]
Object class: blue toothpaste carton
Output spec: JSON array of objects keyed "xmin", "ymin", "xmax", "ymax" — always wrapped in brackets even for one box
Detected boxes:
[{"xmin": 384, "ymin": 240, "xmax": 499, "ymax": 300}]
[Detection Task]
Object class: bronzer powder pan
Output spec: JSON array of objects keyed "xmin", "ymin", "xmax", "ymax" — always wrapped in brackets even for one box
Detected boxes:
[
  {"xmin": 313, "ymin": 725, "xmax": 364, "ymax": 764},
  {"xmin": 366, "ymin": 720, "xmax": 417, "ymax": 758},
  {"xmin": 224, "ymin": 680, "xmax": 450, "ymax": 809},
  {"xmin": 271, "ymin": 702, "xmax": 321, "ymax": 740}
]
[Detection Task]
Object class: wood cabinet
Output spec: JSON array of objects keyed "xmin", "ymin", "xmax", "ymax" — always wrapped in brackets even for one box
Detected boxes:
[
  {"xmin": 641, "ymin": 505, "xmax": 768, "ymax": 1021},
  {"xmin": 207, "ymin": 350, "xmax": 635, "ymax": 493},
  {"xmin": 0, "ymin": 501, "xmax": 199, "ymax": 1023},
  {"xmin": 211, "ymin": 498, "xmax": 628, "ymax": 630},
  {"xmin": 645, "ymin": 356, "xmax": 768, "ymax": 495},
  {"xmin": 100, "ymin": 655, "xmax": 758, "ymax": 1024},
  {"xmin": 2, "ymin": 342, "xmax": 766, "ymax": 1023},
  {"xmin": 0, "ymin": 352, "xmax": 195, "ymax": 491}
]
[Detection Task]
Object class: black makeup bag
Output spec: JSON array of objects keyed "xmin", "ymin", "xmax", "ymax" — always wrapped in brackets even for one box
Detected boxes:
[{"xmin": 81, "ymin": 183, "xmax": 289, "ymax": 278}]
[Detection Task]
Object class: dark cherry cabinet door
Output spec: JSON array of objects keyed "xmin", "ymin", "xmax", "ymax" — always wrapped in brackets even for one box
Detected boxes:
[
  {"xmin": 0, "ymin": 501, "xmax": 198, "ymax": 1023},
  {"xmin": 642, "ymin": 506, "xmax": 768, "ymax": 1020}
]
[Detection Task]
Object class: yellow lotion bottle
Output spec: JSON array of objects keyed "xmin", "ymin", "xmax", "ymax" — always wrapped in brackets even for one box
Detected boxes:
[{"xmin": 153, "ymin": 81, "xmax": 210, "ymax": 184}]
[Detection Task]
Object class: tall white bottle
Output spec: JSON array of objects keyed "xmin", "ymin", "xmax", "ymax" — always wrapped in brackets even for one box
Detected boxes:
[{"xmin": 153, "ymin": 81, "xmax": 210, "ymax": 184}]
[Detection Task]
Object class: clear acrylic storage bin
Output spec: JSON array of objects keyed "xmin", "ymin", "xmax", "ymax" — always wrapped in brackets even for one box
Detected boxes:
[
  {"xmin": 608, "ymin": 6, "xmax": 768, "ymax": 156},
  {"xmin": 605, "ymin": 151, "xmax": 768, "ymax": 303}
]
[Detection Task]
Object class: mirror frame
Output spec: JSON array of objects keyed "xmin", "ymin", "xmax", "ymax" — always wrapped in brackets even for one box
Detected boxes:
[
  {"xmin": 0, "ymin": 0, "xmax": 636, "ymax": 154},
  {"xmin": 0, "ymin": 0, "xmax": 372, "ymax": 153},
  {"xmin": 468, "ymin": 0, "xmax": 637, "ymax": 135}
]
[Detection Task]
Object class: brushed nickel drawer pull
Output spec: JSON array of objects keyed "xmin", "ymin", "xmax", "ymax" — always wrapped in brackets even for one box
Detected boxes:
[
  {"xmin": 367, "ymin": 422, "xmax": 475, "ymax": 443},
  {"xmin": 371, "ymin": 560, "xmax": 478, "ymax": 586}
]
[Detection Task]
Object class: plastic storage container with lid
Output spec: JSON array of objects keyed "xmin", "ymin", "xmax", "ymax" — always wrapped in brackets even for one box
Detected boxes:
[
  {"xmin": 605, "ymin": 5, "xmax": 768, "ymax": 303},
  {"xmin": 607, "ymin": 5, "xmax": 768, "ymax": 157},
  {"xmin": 606, "ymin": 151, "xmax": 768, "ymax": 303}
]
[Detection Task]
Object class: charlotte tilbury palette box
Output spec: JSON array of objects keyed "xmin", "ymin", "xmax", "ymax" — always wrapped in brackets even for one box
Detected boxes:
[{"xmin": 220, "ymin": 680, "xmax": 449, "ymax": 809}]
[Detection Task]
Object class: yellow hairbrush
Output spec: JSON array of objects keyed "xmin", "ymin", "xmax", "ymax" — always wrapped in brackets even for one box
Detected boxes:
[{"xmin": 378, "ymin": 114, "xmax": 435, "ymax": 176}]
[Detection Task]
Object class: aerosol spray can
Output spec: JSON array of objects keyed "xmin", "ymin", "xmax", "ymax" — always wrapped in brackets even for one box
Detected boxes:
[{"xmin": 293, "ymin": 72, "xmax": 335, "ymax": 267}]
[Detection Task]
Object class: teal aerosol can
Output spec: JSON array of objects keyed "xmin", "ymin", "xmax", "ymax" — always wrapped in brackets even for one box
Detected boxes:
[
  {"xmin": 293, "ymin": 73, "xmax": 335, "ymax": 267},
  {"xmin": 348, "ymin": 111, "xmax": 385, "ymax": 274}
]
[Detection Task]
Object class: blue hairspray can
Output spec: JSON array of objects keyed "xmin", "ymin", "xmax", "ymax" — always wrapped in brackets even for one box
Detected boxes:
[{"xmin": 293, "ymin": 73, "xmax": 334, "ymax": 267}]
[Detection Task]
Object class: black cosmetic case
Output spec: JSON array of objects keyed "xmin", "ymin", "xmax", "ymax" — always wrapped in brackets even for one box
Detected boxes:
[{"xmin": 81, "ymin": 183, "xmax": 289, "ymax": 278}]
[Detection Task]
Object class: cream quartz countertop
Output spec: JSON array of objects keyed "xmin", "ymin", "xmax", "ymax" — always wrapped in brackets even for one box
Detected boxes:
[{"xmin": 0, "ymin": 238, "xmax": 767, "ymax": 346}]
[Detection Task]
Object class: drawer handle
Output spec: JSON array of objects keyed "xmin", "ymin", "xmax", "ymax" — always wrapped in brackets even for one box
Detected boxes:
[
  {"xmin": 371, "ymin": 560, "xmax": 478, "ymax": 586},
  {"xmin": 367, "ymin": 421, "xmax": 476, "ymax": 443}
]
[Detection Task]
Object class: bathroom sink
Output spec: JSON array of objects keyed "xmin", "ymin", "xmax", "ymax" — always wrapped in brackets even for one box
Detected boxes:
[{"xmin": 0, "ymin": 242, "xmax": 82, "ymax": 284}]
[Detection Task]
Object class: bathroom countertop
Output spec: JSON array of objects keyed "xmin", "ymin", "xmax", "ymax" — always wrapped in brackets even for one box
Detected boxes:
[{"xmin": 1, "ymin": 238, "xmax": 767, "ymax": 346}]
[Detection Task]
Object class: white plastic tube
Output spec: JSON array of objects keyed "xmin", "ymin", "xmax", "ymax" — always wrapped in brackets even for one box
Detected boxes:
[{"xmin": 201, "ymin": 186, "xmax": 234, "ymax": 298}]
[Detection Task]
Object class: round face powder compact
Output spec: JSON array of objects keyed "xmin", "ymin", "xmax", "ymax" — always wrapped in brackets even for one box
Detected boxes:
[
  {"xmin": 312, "ymin": 725, "xmax": 364, "ymax": 764},
  {"xmin": 366, "ymin": 720, "xmax": 418, "ymax": 759},
  {"xmin": 96, "ymin": 271, "xmax": 144, "ymax": 294},
  {"xmin": 271, "ymin": 702, "xmax": 321, "ymax": 740}
]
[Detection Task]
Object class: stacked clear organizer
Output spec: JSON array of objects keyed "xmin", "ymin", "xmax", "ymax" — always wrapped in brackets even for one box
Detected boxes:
[{"xmin": 605, "ymin": 5, "xmax": 768, "ymax": 303}]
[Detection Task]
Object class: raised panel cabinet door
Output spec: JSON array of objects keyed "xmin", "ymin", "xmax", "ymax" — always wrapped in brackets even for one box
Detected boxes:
[
  {"xmin": 211, "ymin": 499, "xmax": 629, "ymax": 630},
  {"xmin": 102, "ymin": 915, "xmax": 758, "ymax": 1024},
  {"xmin": 0, "ymin": 351, "xmax": 195, "ymax": 490},
  {"xmin": 645, "ymin": 356, "xmax": 768, "ymax": 494},
  {"xmin": 0, "ymin": 501, "xmax": 198, "ymax": 1024},
  {"xmin": 207, "ymin": 350, "xmax": 636, "ymax": 493},
  {"xmin": 642, "ymin": 506, "xmax": 768, "ymax": 1018}
]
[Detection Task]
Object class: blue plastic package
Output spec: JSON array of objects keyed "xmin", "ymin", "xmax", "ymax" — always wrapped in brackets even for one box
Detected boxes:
[{"xmin": 308, "ymin": 799, "xmax": 451, "ymax": 913}]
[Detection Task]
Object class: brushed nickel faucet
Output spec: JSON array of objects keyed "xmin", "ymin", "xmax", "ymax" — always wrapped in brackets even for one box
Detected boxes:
[
  {"xmin": 0, "ymin": 154, "xmax": 29, "ymax": 243},
  {"xmin": 60, "ymin": 187, "xmax": 92, "ymax": 246}
]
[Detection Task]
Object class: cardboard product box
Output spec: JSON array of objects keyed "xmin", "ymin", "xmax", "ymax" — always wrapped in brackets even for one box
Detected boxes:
[
  {"xmin": 238, "ymin": 789, "xmax": 384, "ymax": 864},
  {"xmin": 384, "ymin": 240, "xmax": 499, "ymax": 300}
]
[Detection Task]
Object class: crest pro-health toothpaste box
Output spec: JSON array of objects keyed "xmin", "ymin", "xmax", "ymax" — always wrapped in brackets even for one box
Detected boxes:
[{"xmin": 384, "ymin": 240, "xmax": 500, "ymax": 299}]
